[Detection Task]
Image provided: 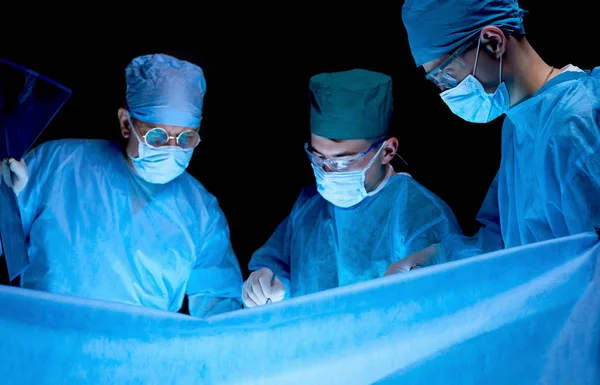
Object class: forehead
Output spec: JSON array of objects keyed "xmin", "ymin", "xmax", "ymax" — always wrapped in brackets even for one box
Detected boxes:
[
  {"xmin": 310, "ymin": 133, "xmax": 370, "ymax": 155},
  {"xmin": 134, "ymin": 119, "xmax": 197, "ymax": 134}
]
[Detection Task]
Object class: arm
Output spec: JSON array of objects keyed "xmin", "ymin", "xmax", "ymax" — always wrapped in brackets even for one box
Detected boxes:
[
  {"xmin": 472, "ymin": 171, "xmax": 504, "ymax": 252},
  {"xmin": 243, "ymin": 214, "xmax": 293, "ymax": 307},
  {"xmin": 1, "ymin": 145, "xmax": 46, "ymax": 264},
  {"xmin": 243, "ymin": 188, "xmax": 313, "ymax": 306},
  {"xmin": 559, "ymin": 152, "xmax": 600, "ymax": 236},
  {"xmin": 543, "ymin": 103, "xmax": 600, "ymax": 238},
  {"xmin": 186, "ymin": 200, "xmax": 243, "ymax": 318},
  {"xmin": 385, "ymin": 177, "xmax": 496, "ymax": 276},
  {"xmin": 247, "ymin": 215, "xmax": 293, "ymax": 295},
  {"xmin": 450, "ymin": 171, "xmax": 505, "ymax": 260}
]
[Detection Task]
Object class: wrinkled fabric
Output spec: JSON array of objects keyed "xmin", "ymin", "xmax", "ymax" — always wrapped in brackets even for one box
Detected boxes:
[
  {"xmin": 309, "ymin": 69, "xmax": 393, "ymax": 140},
  {"xmin": 459, "ymin": 66, "xmax": 600, "ymax": 257},
  {"xmin": 402, "ymin": 0, "xmax": 526, "ymax": 67},
  {"xmin": 249, "ymin": 173, "xmax": 467, "ymax": 298},
  {"xmin": 14, "ymin": 139, "xmax": 242, "ymax": 318},
  {"xmin": 0, "ymin": 231, "xmax": 598, "ymax": 384},
  {"xmin": 126, "ymin": 53, "xmax": 206, "ymax": 128}
]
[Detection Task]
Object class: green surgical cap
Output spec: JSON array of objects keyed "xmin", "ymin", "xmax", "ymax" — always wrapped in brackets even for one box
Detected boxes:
[{"xmin": 309, "ymin": 69, "xmax": 393, "ymax": 140}]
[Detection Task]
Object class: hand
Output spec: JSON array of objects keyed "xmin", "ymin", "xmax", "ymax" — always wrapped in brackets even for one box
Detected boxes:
[
  {"xmin": 1, "ymin": 158, "xmax": 29, "ymax": 195},
  {"xmin": 242, "ymin": 268, "xmax": 286, "ymax": 308},
  {"xmin": 384, "ymin": 244, "xmax": 442, "ymax": 276}
]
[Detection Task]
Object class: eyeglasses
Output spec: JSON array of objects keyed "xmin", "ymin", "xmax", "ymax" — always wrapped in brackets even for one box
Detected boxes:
[
  {"xmin": 304, "ymin": 139, "xmax": 386, "ymax": 172},
  {"xmin": 425, "ymin": 39, "xmax": 475, "ymax": 90},
  {"xmin": 140, "ymin": 127, "xmax": 201, "ymax": 149}
]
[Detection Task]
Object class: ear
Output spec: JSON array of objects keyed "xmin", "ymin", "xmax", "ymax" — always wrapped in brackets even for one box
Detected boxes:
[
  {"xmin": 117, "ymin": 108, "xmax": 131, "ymax": 138},
  {"xmin": 479, "ymin": 26, "xmax": 507, "ymax": 59},
  {"xmin": 381, "ymin": 137, "xmax": 398, "ymax": 165}
]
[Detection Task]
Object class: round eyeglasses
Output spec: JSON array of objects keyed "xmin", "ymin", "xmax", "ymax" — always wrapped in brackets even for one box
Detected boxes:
[{"xmin": 141, "ymin": 127, "xmax": 201, "ymax": 149}]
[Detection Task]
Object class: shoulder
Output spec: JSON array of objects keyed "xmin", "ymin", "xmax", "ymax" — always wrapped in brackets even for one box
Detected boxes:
[
  {"xmin": 386, "ymin": 173, "xmax": 439, "ymax": 202},
  {"xmin": 541, "ymin": 82, "xmax": 600, "ymax": 185},
  {"xmin": 25, "ymin": 139, "xmax": 116, "ymax": 163},
  {"xmin": 386, "ymin": 173, "xmax": 457, "ymax": 217}
]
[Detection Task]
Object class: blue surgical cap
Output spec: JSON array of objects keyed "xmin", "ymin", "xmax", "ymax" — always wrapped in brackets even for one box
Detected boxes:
[
  {"xmin": 309, "ymin": 69, "xmax": 393, "ymax": 140},
  {"xmin": 125, "ymin": 53, "xmax": 206, "ymax": 128},
  {"xmin": 402, "ymin": 0, "xmax": 527, "ymax": 67}
]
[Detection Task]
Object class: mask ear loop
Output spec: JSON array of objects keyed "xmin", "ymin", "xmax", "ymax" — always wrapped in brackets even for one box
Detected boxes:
[
  {"xmin": 473, "ymin": 36, "xmax": 504, "ymax": 87},
  {"xmin": 472, "ymin": 38, "xmax": 482, "ymax": 77},
  {"xmin": 499, "ymin": 55, "xmax": 503, "ymax": 86},
  {"xmin": 395, "ymin": 153, "xmax": 408, "ymax": 166}
]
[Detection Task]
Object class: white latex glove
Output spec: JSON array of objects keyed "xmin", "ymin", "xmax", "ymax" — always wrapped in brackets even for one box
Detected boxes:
[
  {"xmin": 242, "ymin": 267, "xmax": 286, "ymax": 308},
  {"xmin": 384, "ymin": 244, "xmax": 445, "ymax": 276},
  {"xmin": 1, "ymin": 158, "xmax": 29, "ymax": 195}
]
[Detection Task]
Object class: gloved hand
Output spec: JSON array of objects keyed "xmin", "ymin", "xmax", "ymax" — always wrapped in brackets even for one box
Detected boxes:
[
  {"xmin": 384, "ymin": 244, "xmax": 445, "ymax": 276},
  {"xmin": 1, "ymin": 158, "xmax": 29, "ymax": 195},
  {"xmin": 242, "ymin": 267, "xmax": 286, "ymax": 307}
]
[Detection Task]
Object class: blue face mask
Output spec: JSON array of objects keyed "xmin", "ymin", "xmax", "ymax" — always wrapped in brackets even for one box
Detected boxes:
[
  {"xmin": 312, "ymin": 143, "xmax": 391, "ymax": 208},
  {"xmin": 440, "ymin": 39, "xmax": 510, "ymax": 124},
  {"xmin": 128, "ymin": 121, "xmax": 194, "ymax": 184}
]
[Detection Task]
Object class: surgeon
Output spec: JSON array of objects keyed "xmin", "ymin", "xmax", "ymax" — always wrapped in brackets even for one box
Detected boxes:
[
  {"xmin": 391, "ymin": 0, "xmax": 600, "ymax": 269},
  {"xmin": 0, "ymin": 53, "xmax": 243, "ymax": 318},
  {"xmin": 242, "ymin": 69, "xmax": 466, "ymax": 307}
]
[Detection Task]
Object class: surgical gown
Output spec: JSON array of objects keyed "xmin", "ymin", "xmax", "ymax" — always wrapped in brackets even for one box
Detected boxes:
[
  {"xmin": 11, "ymin": 139, "xmax": 243, "ymax": 318},
  {"xmin": 464, "ymin": 66, "xmax": 600, "ymax": 255},
  {"xmin": 248, "ymin": 173, "xmax": 465, "ymax": 298}
]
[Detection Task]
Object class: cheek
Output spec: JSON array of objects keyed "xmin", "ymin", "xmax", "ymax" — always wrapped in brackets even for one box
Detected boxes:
[
  {"xmin": 364, "ymin": 162, "xmax": 381, "ymax": 183},
  {"xmin": 453, "ymin": 67, "xmax": 473, "ymax": 85},
  {"xmin": 126, "ymin": 137, "xmax": 139, "ymax": 157}
]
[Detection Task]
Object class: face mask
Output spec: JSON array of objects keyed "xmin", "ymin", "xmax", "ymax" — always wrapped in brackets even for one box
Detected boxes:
[
  {"xmin": 128, "ymin": 121, "xmax": 194, "ymax": 184},
  {"xmin": 312, "ymin": 143, "xmax": 391, "ymax": 208},
  {"xmin": 440, "ymin": 40, "xmax": 510, "ymax": 124}
]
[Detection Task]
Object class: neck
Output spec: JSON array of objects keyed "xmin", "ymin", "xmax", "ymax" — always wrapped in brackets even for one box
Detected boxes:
[{"xmin": 505, "ymin": 37, "xmax": 557, "ymax": 108}]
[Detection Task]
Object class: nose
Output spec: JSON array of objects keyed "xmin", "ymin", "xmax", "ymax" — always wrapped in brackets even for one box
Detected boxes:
[
  {"xmin": 165, "ymin": 137, "xmax": 178, "ymax": 147},
  {"xmin": 323, "ymin": 164, "xmax": 334, "ymax": 172},
  {"xmin": 433, "ymin": 80, "xmax": 448, "ymax": 92}
]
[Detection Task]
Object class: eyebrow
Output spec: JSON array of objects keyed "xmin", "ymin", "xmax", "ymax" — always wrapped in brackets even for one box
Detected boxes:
[
  {"xmin": 138, "ymin": 123, "xmax": 199, "ymax": 133},
  {"xmin": 310, "ymin": 146, "xmax": 359, "ymax": 158}
]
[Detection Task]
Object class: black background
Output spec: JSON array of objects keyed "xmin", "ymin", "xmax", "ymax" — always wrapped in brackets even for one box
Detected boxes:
[{"xmin": 0, "ymin": 3, "xmax": 595, "ymax": 301}]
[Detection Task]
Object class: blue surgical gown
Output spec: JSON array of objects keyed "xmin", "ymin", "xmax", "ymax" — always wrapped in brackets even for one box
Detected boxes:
[
  {"xmin": 11, "ymin": 139, "xmax": 243, "ymax": 318},
  {"xmin": 464, "ymin": 66, "xmax": 600, "ymax": 255},
  {"xmin": 248, "ymin": 173, "xmax": 465, "ymax": 298}
]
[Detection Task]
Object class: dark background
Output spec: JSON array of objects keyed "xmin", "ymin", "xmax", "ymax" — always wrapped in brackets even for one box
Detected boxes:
[{"xmin": 0, "ymin": 3, "xmax": 595, "ymax": 295}]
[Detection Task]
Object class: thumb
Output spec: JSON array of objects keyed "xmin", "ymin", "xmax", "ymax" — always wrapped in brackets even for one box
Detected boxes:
[
  {"xmin": 8, "ymin": 158, "xmax": 28, "ymax": 180},
  {"xmin": 2, "ymin": 159, "xmax": 13, "ymax": 187},
  {"xmin": 384, "ymin": 261, "xmax": 410, "ymax": 276},
  {"xmin": 270, "ymin": 278, "xmax": 286, "ymax": 301}
]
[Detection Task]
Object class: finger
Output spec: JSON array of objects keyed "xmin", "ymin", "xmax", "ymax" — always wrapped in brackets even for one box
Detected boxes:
[
  {"xmin": 245, "ymin": 275, "xmax": 264, "ymax": 305},
  {"xmin": 242, "ymin": 288, "xmax": 257, "ymax": 308},
  {"xmin": 2, "ymin": 160, "xmax": 13, "ymax": 188},
  {"xmin": 258, "ymin": 270, "xmax": 273, "ymax": 298},
  {"xmin": 270, "ymin": 278, "xmax": 286, "ymax": 302},
  {"xmin": 243, "ymin": 276, "xmax": 260, "ymax": 305},
  {"xmin": 8, "ymin": 158, "xmax": 28, "ymax": 180},
  {"xmin": 250, "ymin": 275, "xmax": 268, "ymax": 304},
  {"xmin": 384, "ymin": 263, "xmax": 406, "ymax": 276}
]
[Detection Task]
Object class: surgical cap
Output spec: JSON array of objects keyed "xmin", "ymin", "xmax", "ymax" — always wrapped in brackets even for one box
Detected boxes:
[
  {"xmin": 309, "ymin": 69, "xmax": 393, "ymax": 140},
  {"xmin": 402, "ymin": 0, "xmax": 527, "ymax": 67},
  {"xmin": 125, "ymin": 53, "xmax": 206, "ymax": 128}
]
